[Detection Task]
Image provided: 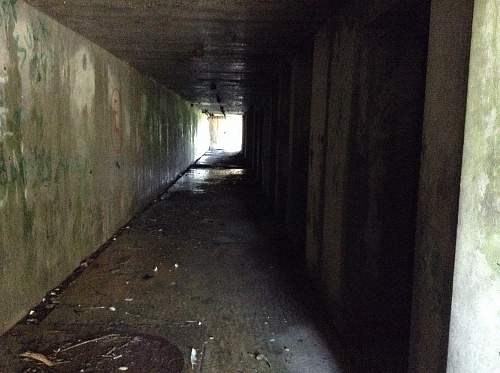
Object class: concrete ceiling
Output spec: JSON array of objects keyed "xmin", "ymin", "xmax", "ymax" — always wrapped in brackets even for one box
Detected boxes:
[{"xmin": 25, "ymin": 0, "xmax": 330, "ymax": 114}]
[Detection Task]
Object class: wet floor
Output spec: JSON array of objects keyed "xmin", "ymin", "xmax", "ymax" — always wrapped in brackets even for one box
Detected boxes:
[{"xmin": 0, "ymin": 150, "xmax": 348, "ymax": 372}]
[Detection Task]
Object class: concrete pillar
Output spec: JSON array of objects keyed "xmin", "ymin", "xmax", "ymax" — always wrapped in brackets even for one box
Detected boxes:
[
  {"xmin": 273, "ymin": 67, "xmax": 291, "ymax": 218},
  {"xmin": 209, "ymin": 117, "xmax": 221, "ymax": 150},
  {"xmin": 314, "ymin": 2, "xmax": 430, "ymax": 370},
  {"xmin": 242, "ymin": 113, "xmax": 248, "ymax": 158},
  {"xmin": 251, "ymin": 107, "xmax": 259, "ymax": 172},
  {"xmin": 245, "ymin": 108, "xmax": 256, "ymax": 169},
  {"xmin": 306, "ymin": 21, "xmax": 332, "ymax": 278},
  {"xmin": 446, "ymin": 1, "xmax": 499, "ymax": 371},
  {"xmin": 259, "ymin": 98, "xmax": 274, "ymax": 197},
  {"xmin": 267, "ymin": 78, "xmax": 280, "ymax": 205},
  {"xmin": 286, "ymin": 42, "xmax": 313, "ymax": 252},
  {"xmin": 255, "ymin": 106, "xmax": 264, "ymax": 182},
  {"xmin": 408, "ymin": 1, "xmax": 474, "ymax": 371}
]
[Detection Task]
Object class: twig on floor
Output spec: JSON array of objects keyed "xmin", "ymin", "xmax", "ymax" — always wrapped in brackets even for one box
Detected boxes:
[
  {"xmin": 19, "ymin": 352, "xmax": 55, "ymax": 367},
  {"xmin": 198, "ymin": 343, "xmax": 206, "ymax": 372},
  {"xmin": 102, "ymin": 346, "xmax": 117, "ymax": 358},
  {"xmin": 58, "ymin": 334, "xmax": 123, "ymax": 353}
]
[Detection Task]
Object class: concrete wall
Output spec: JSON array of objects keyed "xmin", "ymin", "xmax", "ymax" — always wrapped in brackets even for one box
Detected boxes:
[
  {"xmin": 243, "ymin": 2, "xmax": 430, "ymax": 370},
  {"xmin": 286, "ymin": 42, "xmax": 313, "ymax": 253},
  {"xmin": 305, "ymin": 2, "xmax": 430, "ymax": 371},
  {"xmin": 273, "ymin": 68, "xmax": 291, "ymax": 218},
  {"xmin": 242, "ymin": 1, "xmax": 489, "ymax": 371},
  {"xmin": 408, "ymin": 0, "xmax": 474, "ymax": 371},
  {"xmin": 305, "ymin": 21, "xmax": 331, "ymax": 279},
  {"xmin": 243, "ymin": 43, "xmax": 313, "ymax": 259},
  {"xmin": 0, "ymin": 1, "xmax": 209, "ymax": 334},
  {"xmin": 447, "ymin": 0, "xmax": 500, "ymax": 371}
]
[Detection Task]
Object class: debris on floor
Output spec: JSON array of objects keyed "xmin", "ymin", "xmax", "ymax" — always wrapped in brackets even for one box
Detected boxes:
[
  {"xmin": 20, "ymin": 352, "xmax": 55, "ymax": 367},
  {"xmin": 18, "ymin": 333, "xmax": 184, "ymax": 372},
  {"xmin": 0, "ymin": 151, "xmax": 345, "ymax": 373},
  {"xmin": 252, "ymin": 351, "xmax": 271, "ymax": 368},
  {"xmin": 190, "ymin": 347, "xmax": 197, "ymax": 368}
]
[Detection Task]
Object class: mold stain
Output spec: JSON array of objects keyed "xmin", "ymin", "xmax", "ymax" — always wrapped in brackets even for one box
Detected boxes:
[
  {"xmin": 0, "ymin": 1, "xmax": 17, "ymax": 33},
  {"xmin": 24, "ymin": 19, "xmax": 51, "ymax": 83},
  {"xmin": 0, "ymin": 0, "xmax": 208, "ymax": 335},
  {"xmin": 0, "ymin": 74, "xmax": 11, "ymax": 142},
  {"xmin": 111, "ymin": 88, "xmax": 122, "ymax": 154},
  {"xmin": 0, "ymin": 0, "xmax": 36, "ymax": 235}
]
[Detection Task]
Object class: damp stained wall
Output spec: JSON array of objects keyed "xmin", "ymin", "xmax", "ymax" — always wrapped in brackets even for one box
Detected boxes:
[
  {"xmin": 243, "ymin": 2, "xmax": 430, "ymax": 370},
  {"xmin": 447, "ymin": 0, "xmax": 500, "ymax": 371},
  {"xmin": 304, "ymin": 1, "xmax": 430, "ymax": 370},
  {"xmin": 305, "ymin": 21, "xmax": 330, "ymax": 279},
  {"xmin": 286, "ymin": 42, "xmax": 313, "ymax": 253},
  {"xmin": 408, "ymin": 0, "xmax": 473, "ymax": 371},
  {"xmin": 0, "ymin": 0, "xmax": 209, "ymax": 334}
]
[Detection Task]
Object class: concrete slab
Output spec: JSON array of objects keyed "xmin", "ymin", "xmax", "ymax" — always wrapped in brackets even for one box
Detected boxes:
[
  {"xmin": 0, "ymin": 151, "xmax": 347, "ymax": 372},
  {"xmin": 24, "ymin": 0, "xmax": 331, "ymax": 113}
]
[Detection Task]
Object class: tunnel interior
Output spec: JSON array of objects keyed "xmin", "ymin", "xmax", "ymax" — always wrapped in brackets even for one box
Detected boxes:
[{"xmin": 0, "ymin": 1, "xmax": 498, "ymax": 373}]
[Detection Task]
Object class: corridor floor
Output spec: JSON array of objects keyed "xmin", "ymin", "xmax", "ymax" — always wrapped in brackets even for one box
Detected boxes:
[{"xmin": 0, "ymin": 151, "xmax": 346, "ymax": 373}]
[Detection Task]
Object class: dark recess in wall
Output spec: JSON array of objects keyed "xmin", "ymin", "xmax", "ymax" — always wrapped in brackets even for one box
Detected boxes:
[{"xmin": 340, "ymin": 3, "xmax": 431, "ymax": 371}]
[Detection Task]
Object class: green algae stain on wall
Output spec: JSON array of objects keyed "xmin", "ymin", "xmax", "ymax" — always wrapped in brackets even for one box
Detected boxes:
[
  {"xmin": 458, "ymin": 0, "xmax": 499, "ymax": 273},
  {"xmin": 447, "ymin": 0, "xmax": 499, "ymax": 371},
  {"xmin": 0, "ymin": 1, "xmax": 209, "ymax": 334},
  {"xmin": 0, "ymin": 0, "xmax": 38, "ymax": 240}
]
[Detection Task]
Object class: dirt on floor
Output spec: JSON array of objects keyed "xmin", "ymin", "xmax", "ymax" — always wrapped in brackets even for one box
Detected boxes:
[{"xmin": 0, "ymin": 150, "xmax": 348, "ymax": 373}]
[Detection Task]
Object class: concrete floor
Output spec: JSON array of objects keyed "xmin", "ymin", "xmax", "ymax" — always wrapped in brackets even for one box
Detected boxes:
[{"xmin": 0, "ymin": 151, "xmax": 347, "ymax": 372}]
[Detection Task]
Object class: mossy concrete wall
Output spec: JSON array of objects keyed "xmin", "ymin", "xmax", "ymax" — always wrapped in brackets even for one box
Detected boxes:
[
  {"xmin": 0, "ymin": 0, "xmax": 209, "ymax": 334},
  {"xmin": 447, "ymin": 0, "xmax": 500, "ymax": 371}
]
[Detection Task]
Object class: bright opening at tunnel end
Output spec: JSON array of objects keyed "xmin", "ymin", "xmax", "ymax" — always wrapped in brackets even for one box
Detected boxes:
[{"xmin": 209, "ymin": 114, "xmax": 243, "ymax": 153}]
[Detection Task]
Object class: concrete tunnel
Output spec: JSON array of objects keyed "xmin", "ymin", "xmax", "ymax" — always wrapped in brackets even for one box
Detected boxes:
[{"xmin": 0, "ymin": 0, "xmax": 498, "ymax": 372}]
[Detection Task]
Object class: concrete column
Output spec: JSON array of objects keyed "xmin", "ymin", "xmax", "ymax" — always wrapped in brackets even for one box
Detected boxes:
[
  {"xmin": 251, "ymin": 107, "xmax": 259, "ymax": 172},
  {"xmin": 408, "ymin": 1, "xmax": 474, "ymax": 371},
  {"xmin": 317, "ymin": 3, "xmax": 430, "ymax": 370},
  {"xmin": 446, "ymin": 1, "xmax": 499, "ymax": 371},
  {"xmin": 245, "ymin": 108, "xmax": 255, "ymax": 168},
  {"xmin": 242, "ymin": 113, "xmax": 248, "ymax": 158},
  {"xmin": 286, "ymin": 42, "xmax": 313, "ymax": 252},
  {"xmin": 273, "ymin": 67, "xmax": 291, "ymax": 218},
  {"xmin": 305, "ymin": 21, "xmax": 332, "ymax": 278},
  {"xmin": 209, "ymin": 117, "xmax": 221, "ymax": 150},
  {"xmin": 267, "ymin": 78, "xmax": 280, "ymax": 205},
  {"xmin": 257, "ymin": 108, "xmax": 263, "ymax": 178},
  {"xmin": 259, "ymin": 98, "xmax": 274, "ymax": 197}
]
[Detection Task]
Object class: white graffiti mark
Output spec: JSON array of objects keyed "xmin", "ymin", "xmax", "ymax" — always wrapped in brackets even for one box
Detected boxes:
[
  {"xmin": 0, "ymin": 75, "xmax": 8, "ymax": 141},
  {"xmin": 0, "ymin": 75, "xmax": 12, "ymax": 142},
  {"xmin": 70, "ymin": 47, "xmax": 95, "ymax": 114}
]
